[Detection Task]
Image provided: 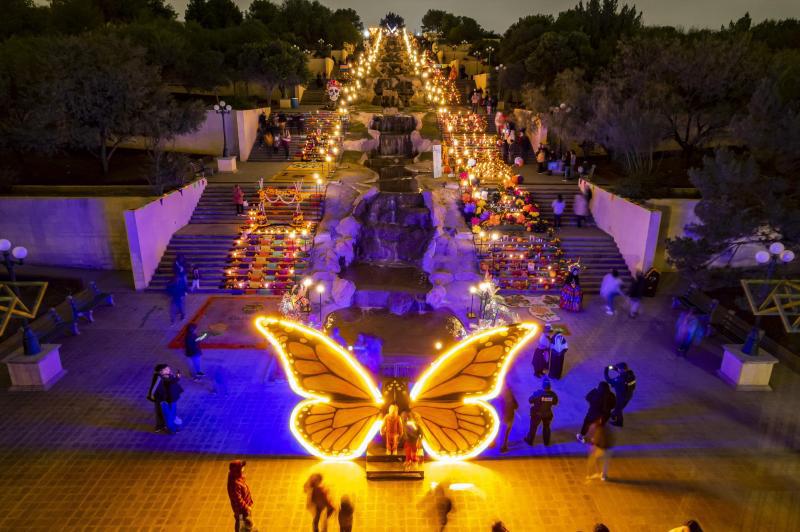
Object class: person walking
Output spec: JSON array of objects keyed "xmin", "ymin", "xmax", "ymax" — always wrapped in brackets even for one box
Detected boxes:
[
  {"xmin": 146, "ymin": 363, "xmax": 168, "ymax": 432},
  {"xmin": 628, "ymin": 270, "xmax": 646, "ymax": 318},
  {"xmin": 524, "ymin": 378, "xmax": 558, "ymax": 446},
  {"xmin": 604, "ymin": 363, "xmax": 636, "ymax": 427},
  {"xmin": 434, "ymin": 483, "xmax": 453, "ymax": 531},
  {"xmin": 227, "ymin": 460, "xmax": 256, "ymax": 532},
  {"xmin": 338, "ymin": 495, "xmax": 354, "ymax": 532},
  {"xmin": 675, "ymin": 308, "xmax": 705, "ymax": 357},
  {"xmin": 600, "ymin": 269, "xmax": 624, "ymax": 315},
  {"xmin": 184, "ymin": 323, "xmax": 207, "ymax": 380},
  {"xmin": 167, "ymin": 276, "xmax": 187, "ymax": 325},
  {"xmin": 532, "ymin": 324, "xmax": 552, "ymax": 377},
  {"xmin": 497, "ymin": 385, "xmax": 518, "ymax": 452},
  {"xmin": 233, "ymin": 185, "xmax": 245, "ymax": 215},
  {"xmin": 573, "ymin": 191, "xmax": 589, "ymax": 228},
  {"xmin": 552, "ymin": 194, "xmax": 566, "ymax": 229},
  {"xmin": 281, "ymin": 129, "xmax": 292, "ymax": 160},
  {"xmin": 305, "ymin": 473, "xmax": 334, "ymax": 532},
  {"xmin": 471, "ymin": 90, "xmax": 481, "ymax": 114},
  {"xmin": 163, "ymin": 366, "xmax": 184, "ymax": 433},
  {"xmin": 577, "ymin": 381, "xmax": 616, "ymax": 442},
  {"xmin": 585, "ymin": 420, "xmax": 614, "ymax": 481}
]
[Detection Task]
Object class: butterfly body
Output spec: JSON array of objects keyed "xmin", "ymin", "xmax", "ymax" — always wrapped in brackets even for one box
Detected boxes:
[{"xmin": 255, "ymin": 317, "xmax": 539, "ymax": 461}]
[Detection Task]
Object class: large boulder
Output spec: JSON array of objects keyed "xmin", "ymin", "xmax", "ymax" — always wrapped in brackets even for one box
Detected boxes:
[
  {"xmin": 334, "ymin": 236, "xmax": 355, "ymax": 266},
  {"xmin": 421, "ymin": 240, "xmax": 437, "ymax": 273},
  {"xmin": 336, "ymin": 216, "xmax": 361, "ymax": 239},
  {"xmin": 430, "ymin": 271, "xmax": 454, "ymax": 286},
  {"xmin": 426, "ymin": 285, "xmax": 447, "ymax": 308},
  {"xmin": 388, "ymin": 293, "xmax": 415, "ymax": 316},
  {"xmin": 331, "ymin": 277, "xmax": 356, "ymax": 307}
]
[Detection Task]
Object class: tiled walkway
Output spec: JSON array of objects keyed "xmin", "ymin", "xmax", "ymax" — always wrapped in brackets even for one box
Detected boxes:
[{"xmin": 1, "ymin": 284, "xmax": 799, "ymax": 531}]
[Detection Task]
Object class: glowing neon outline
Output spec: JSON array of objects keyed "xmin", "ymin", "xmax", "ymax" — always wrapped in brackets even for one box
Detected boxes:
[
  {"xmin": 255, "ymin": 317, "xmax": 384, "ymax": 461},
  {"xmin": 412, "ymin": 323, "xmax": 539, "ymax": 462},
  {"xmin": 255, "ymin": 317, "xmax": 539, "ymax": 462}
]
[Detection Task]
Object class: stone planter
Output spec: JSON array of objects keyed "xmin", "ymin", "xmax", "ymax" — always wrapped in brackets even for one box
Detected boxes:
[
  {"xmin": 216, "ymin": 155, "xmax": 238, "ymax": 173},
  {"xmin": 3, "ymin": 344, "xmax": 67, "ymax": 391},
  {"xmin": 717, "ymin": 344, "xmax": 778, "ymax": 391}
]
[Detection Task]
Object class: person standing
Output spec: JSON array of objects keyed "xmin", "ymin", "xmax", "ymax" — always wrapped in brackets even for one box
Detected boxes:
[
  {"xmin": 552, "ymin": 194, "xmax": 565, "ymax": 229},
  {"xmin": 471, "ymin": 89, "xmax": 481, "ymax": 114},
  {"xmin": 532, "ymin": 324, "xmax": 552, "ymax": 377},
  {"xmin": 305, "ymin": 473, "xmax": 334, "ymax": 532},
  {"xmin": 233, "ymin": 185, "xmax": 245, "ymax": 215},
  {"xmin": 559, "ymin": 268, "xmax": 583, "ymax": 312},
  {"xmin": 381, "ymin": 404, "xmax": 402, "ymax": 455},
  {"xmin": 146, "ymin": 363, "xmax": 168, "ymax": 432},
  {"xmin": 599, "ymin": 269, "xmax": 624, "ymax": 316},
  {"xmin": 281, "ymin": 128, "xmax": 292, "ymax": 160},
  {"xmin": 227, "ymin": 460, "xmax": 255, "ymax": 532},
  {"xmin": 524, "ymin": 378, "xmax": 558, "ymax": 446},
  {"xmin": 675, "ymin": 309, "xmax": 705, "ymax": 357},
  {"xmin": 605, "ymin": 363, "xmax": 636, "ymax": 427},
  {"xmin": 184, "ymin": 323, "xmax": 208, "ymax": 380},
  {"xmin": 497, "ymin": 386, "xmax": 518, "ymax": 452},
  {"xmin": 402, "ymin": 413, "xmax": 422, "ymax": 467},
  {"xmin": 573, "ymin": 191, "xmax": 589, "ymax": 228},
  {"xmin": 548, "ymin": 330, "xmax": 568, "ymax": 379},
  {"xmin": 191, "ymin": 265, "xmax": 201, "ymax": 292},
  {"xmin": 577, "ymin": 381, "xmax": 616, "ymax": 442},
  {"xmin": 585, "ymin": 420, "xmax": 614, "ymax": 481},
  {"xmin": 338, "ymin": 495, "xmax": 354, "ymax": 532},
  {"xmin": 163, "ymin": 366, "xmax": 184, "ymax": 434},
  {"xmin": 627, "ymin": 270, "xmax": 646, "ymax": 318}
]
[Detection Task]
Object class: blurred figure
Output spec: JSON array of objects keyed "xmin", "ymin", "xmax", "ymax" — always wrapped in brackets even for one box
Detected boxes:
[
  {"xmin": 585, "ymin": 420, "xmax": 614, "ymax": 481},
  {"xmin": 573, "ymin": 191, "xmax": 589, "ymax": 228},
  {"xmin": 434, "ymin": 483, "xmax": 453, "ymax": 531},
  {"xmin": 532, "ymin": 324, "xmax": 552, "ymax": 377},
  {"xmin": 604, "ymin": 363, "xmax": 636, "ymax": 427},
  {"xmin": 668, "ymin": 520, "xmax": 703, "ymax": 532},
  {"xmin": 593, "ymin": 524, "xmax": 610, "ymax": 532},
  {"xmin": 577, "ymin": 382, "xmax": 615, "ymax": 443},
  {"xmin": 675, "ymin": 309, "xmax": 705, "ymax": 357},
  {"xmin": 627, "ymin": 270, "xmax": 646, "ymax": 318},
  {"xmin": 338, "ymin": 495, "xmax": 354, "ymax": 532},
  {"xmin": 402, "ymin": 412, "xmax": 422, "ymax": 468},
  {"xmin": 600, "ymin": 269, "xmax": 624, "ymax": 316},
  {"xmin": 497, "ymin": 386, "xmax": 518, "ymax": 452},
  {"xmin": 227, "ymin": 460, "xmax": 256, "ymax": 531},
  {"xmin": 492, "ymin": 521, "xmax": 509, "ymax": 532},
  {"xmin": 146, "ymin": 363, "xmax": 168, "ymax": 432},
  {"xmin": 305, "ymin": 473, "xmax": 334, "ymax": 532},
  {"xmin": 525, "ymin": 378, "xmax": 558, "ymax": 446},
  {"xmin": 381, "ymin": 404, "xmax": 402, "ymax": 455},
  {"xmin": 184, "ymin": 323, "xmax": 207, "ymax": 380}
]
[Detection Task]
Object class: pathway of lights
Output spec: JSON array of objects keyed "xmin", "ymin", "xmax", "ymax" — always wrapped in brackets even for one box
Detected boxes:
[
  {"xmin": 224, "ymin": 183, "xmax": 320, "ymax": 294},
  {"xmin": 337, "ymin": 27, "xmax": 383, "ymax": 114},
  {"xmin": 299, "ymin": 111, "xmax": 343, "ymax": 175}
]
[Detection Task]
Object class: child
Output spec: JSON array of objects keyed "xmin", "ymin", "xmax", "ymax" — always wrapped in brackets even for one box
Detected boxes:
[{"xmin": 191, "ymin": 265, "xmax": 200, "ymax": 292}]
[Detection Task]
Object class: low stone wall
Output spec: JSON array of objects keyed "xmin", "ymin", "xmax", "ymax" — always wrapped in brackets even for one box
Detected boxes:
[
  {"xmin": 649, "ymin": 198, "xmax": 701, "ymax": 271},
  {"xmin": 0, "ymin": 195, "xmax": 151, "ymax": 270},
  {"xmin": 124, "ymin": 179, "xmax": 207, "ymax": 290}
]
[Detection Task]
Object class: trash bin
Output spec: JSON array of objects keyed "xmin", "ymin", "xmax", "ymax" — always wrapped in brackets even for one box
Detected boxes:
[
  {"xmin": 290, "ymin": 97, "xmax": 299, "ymax": 109},
  {"xmin": 644, "ymin": 268, "xmax": 660, "ymax": 297}
]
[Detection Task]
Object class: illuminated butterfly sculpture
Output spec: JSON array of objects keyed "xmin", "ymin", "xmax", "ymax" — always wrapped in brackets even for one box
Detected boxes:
[{"xmin": 255, "ymin": 317, "xmax": 539, "ymax": 462}]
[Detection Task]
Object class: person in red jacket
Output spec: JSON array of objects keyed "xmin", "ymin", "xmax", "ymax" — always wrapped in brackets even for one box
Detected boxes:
[{"xmin": 227, "ymin": 460, "xmax": 255, "ymax": 531}]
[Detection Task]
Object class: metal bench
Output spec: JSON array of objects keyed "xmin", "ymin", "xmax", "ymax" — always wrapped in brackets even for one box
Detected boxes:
[
  {"xmin": 68, "ymin": 282, "xmax": 115, "ymax": 324},
  {"xmin": 0, "ymin": 308, "xmax": 78, "ymax": 358},
  {"xmin": 672, "ymin": 284, "xmax": 719, "ymax": 317}
]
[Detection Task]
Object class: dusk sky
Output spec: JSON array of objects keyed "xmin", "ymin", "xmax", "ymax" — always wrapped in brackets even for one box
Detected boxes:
[{"xmin": 165, "ymin": 0, "xmax": 800, "ymax": 33}]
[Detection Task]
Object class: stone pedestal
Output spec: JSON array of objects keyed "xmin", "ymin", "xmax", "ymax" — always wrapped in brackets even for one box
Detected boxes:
[
  {"xmin": 3, "ymin": 344, "xmax": 67, "ymax": 392},
  {"xmin": 216, "ymin": 156, "xmax": 238, "ymax": 173},
  {"xmin": 717, "ymin": 344, "xmax": 778, "ymax": 391}
]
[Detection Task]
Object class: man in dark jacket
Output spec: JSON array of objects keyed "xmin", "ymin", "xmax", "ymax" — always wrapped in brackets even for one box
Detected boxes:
[
  {"xmin": 227, "ymin": 460, "xmax": 255, "ymax": 531},
  {"xmin": 154, "ymin": 366, "xmax": 183, "ymax": 434},
  {"xmin": 524, "ymin": 378, "xmax": 558, "ymax": 446},
  {"xmin": 147, "ymin": 364, "xmax": 168, "ymax": 432},
  {"xmin": 184, "ymin": 323, "xmax": 207, "ymax": 380},
  {"xmin": 577, "ymin": 381, "xmax": 616, "ymax": 442},
  {"xmin": 605, "ymin": 362, "xmax": 636, "ymax": 427},
  {"xmin": 627, "ymin": 270, "xmax": 646, "ymax": 318}
]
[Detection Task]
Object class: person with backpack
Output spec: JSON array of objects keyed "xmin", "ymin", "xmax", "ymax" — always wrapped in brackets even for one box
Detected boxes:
[
  {"xmin": 146, "ymin": 363, "xmax": 168, "ymax": 432},
  {"xmin": 577, "ymin": 381, "xmax": 616, "ymax": 443}
]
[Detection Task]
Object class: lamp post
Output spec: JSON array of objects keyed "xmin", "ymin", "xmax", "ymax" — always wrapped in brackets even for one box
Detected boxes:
[
  {"xmin": 741, "ymin": 242, "xmax": 796, "ymax": 356},
  {"xmin": 316, "ymin": 283, "xmax": 325, "ymax": 327},
  {"xmin": 485, "ymin": 46, "xmax": 494, "ymax": 66},
  {"xmin": 494, "ymin": 64, "xmax": 506, "ymax": 102},
  {"xmin": 213, "ymin": 101, "xmax": 233, "ymax": 158},
  {"xmin": 0, "ymin": 238, "xmax": 40, "ymax": 355},
  {"xmin": 478, "ymin": 281, "xmax": 490, "ymax": 319},
  {"xmin": 468, "ymin": 285, "xmax": 477, "ymax": 319}
]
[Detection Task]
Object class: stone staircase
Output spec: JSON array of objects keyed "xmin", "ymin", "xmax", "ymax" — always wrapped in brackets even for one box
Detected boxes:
[
  {"xmin": 560, "ymin": 233, "xmax": 632, "ymax": 294},
  {"xmin": 519, "ymin": 183, "xmax": 594, "ymax": 228},
  {"xmin": 248, "ymin": 135, "xmax": 307, "ymax": 162},
  {"xmin": 301, "ymin": 88, "xmax": 327, "ymax": 105}
]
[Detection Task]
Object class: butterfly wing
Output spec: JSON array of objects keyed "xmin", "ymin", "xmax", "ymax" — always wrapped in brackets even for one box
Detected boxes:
[
  {"xmin": 255, "ymin": 317, "xmax": 383, "ymax": 459},
  {"xmin": 410, "ymin": 323, "xmax": 539, "ymax": 460}
]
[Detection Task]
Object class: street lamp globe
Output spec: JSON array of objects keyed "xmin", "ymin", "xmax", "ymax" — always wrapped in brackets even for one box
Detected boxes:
[
  {"xmin": 0, "ymin": 239, "xmax": 10, "ymax": 252},
  {"xmin": 213, "ymin": 104, "xmax": 220, "ymax": 111},
  {"xmin": 316, "ymin": 284, "xmax": 325, "ymax": 293},
  {"xmin": 769, "ymin": 242, "xmax": 785, "ymax": 255},
  {"xmin": 219, "ymin": 100, "xmax": 226, "ymax": 108},
  {"xmin": 11, "ymin": 246, "xmax": 27, "ymax": 260},
  {"xmin": 755, "ymin": 250, "xmax": 771, "ymax": 264},
  {"xmin": 781, "ymin": 250, "xmax": 796, "ymax": 263}
]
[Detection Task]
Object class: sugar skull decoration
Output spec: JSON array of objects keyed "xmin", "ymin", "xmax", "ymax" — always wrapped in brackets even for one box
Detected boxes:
[{"xmin": 327, "ymin": 79, "xmax": 341, "ymax": 102}]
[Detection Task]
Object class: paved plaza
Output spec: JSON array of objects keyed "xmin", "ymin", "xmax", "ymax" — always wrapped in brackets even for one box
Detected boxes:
[{"xmin": 1, "ymin": 271, "xmax": 799, "ymax": 531}]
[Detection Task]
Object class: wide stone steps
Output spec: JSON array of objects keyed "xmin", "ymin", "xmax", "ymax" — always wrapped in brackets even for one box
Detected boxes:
[{"xmin": 248, "ymin": 138, "xmax": 307, "ymax": 162}]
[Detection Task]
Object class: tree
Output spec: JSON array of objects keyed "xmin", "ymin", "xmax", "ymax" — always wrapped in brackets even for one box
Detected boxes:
[
  {"xmin": 185, "ymin": 0, "xmax": 243, "ymax": 29},
  {"xmin": 0, "ymin": 0, "xmax": 49, "ymax": 41},
  {"xmin": 96, "ymin": 0, "xmax": 176, "ymax": 22},
  {"xmin": 500, "ymin": 15, "xmax": 554, "ymax": 65},
  {"xmin": 49, "ymin": 0, "xmax": 104, "ymax": 35},
  {"xmin": 237, "ymin": 40, "xmax": 308, "ymax": 103},
  {"xmin": 380, "ymin": 12, "xmax": 405, "ymax": 30},
  {"xmin": 421, "ymin": 10, "xmax": 458, "ymax": 37},
  {"xmin": 524, "ymin": 31, "xmax": 592, "ymax": 86},
  {"xmin": 57, "ymin": 34, "xmax": 168, "ymax": 174},
  {"xmin": 140, "ymin": 94, "xmax": 205, "ymax": 195},
  {"xmin": 523, "ymin": 69, "xmax": 593, "ymax": 153},
  {"xmin": 247, "ymin": 0, "xmax": 279, "ymax": 26}
]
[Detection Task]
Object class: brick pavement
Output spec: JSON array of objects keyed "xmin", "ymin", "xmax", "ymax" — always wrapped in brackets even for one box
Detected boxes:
[{"xmin": 1, "ymin": 288, "xmax": 799, "ymax": 531}]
